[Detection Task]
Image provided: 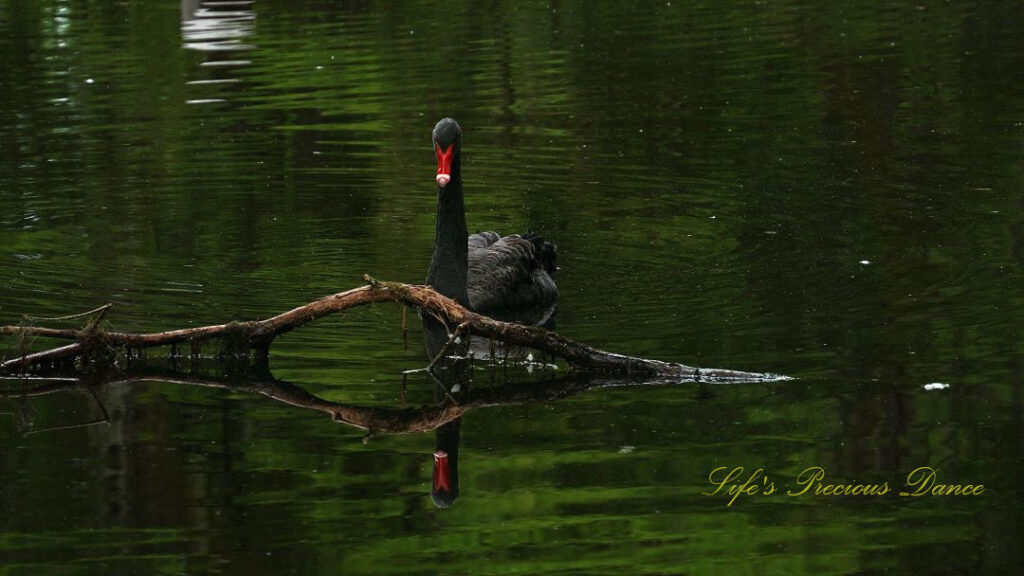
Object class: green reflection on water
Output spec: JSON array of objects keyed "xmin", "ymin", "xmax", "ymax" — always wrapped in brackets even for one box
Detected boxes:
[{"xmin": 1, "ymin": 0, "xmax": 1022, "ymax": 574}]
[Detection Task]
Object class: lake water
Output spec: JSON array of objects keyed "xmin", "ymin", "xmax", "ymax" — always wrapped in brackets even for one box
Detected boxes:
[{"xmin": 1, "ymin": 1, "xmax": 1022, "ymax": 574}]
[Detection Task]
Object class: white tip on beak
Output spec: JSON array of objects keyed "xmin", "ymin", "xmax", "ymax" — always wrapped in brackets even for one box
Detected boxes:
[{"xmin": 436, "ymin": 174, "xmax": 450, "ymax": 188}]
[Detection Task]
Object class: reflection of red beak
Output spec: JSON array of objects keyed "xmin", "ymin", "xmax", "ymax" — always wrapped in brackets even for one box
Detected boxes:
[
  {"xmin": 435, "ymin": 143, "xmax": 454, "ymax": 188},
  {"xmin": 433, "ymin": 450, "xmax": 451, "ymax": 492}
]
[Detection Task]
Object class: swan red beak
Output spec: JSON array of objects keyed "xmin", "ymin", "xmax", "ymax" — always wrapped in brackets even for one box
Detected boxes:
[
  {"xmin": 435, "ymin": 143, "xmax": 454, "ymax": 188},
  {"xmin": 433, "ymin": 449, "xmax": 451, "ymax": 492}
]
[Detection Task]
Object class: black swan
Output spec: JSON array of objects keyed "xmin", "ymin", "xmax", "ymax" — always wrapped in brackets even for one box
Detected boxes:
[{"xmin": 425, "ymin": 117, "xmax": 558, "ymax": 318}]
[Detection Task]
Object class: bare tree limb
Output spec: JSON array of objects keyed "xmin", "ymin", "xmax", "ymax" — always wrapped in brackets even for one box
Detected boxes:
[
  {"xmin": 1, "ymin": 343, "xmax": 84, "ymax": 372},
  {"xmin": 0, "ymin": 276, "xmax": 790, "ymax": 382}
]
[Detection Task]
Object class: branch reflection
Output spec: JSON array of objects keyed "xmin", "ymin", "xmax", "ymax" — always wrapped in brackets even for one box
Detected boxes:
[{"xmin": 1, "ymin": 361, "xmax": 734, "ymax": 508}]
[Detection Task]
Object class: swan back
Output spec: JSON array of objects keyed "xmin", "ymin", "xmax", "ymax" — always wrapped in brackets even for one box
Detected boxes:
[{"xmin": 467, "ymin": 232, "xmax": 558, "ymax": 314}]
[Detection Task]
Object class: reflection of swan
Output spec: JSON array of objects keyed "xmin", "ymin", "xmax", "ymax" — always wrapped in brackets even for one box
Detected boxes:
[
  {"xmin": 429, "ymin": 369, "xmax": 467, "ymax": 508},
  {"xmin": 432, "ymin": 419, "xmax": 460, "ymax": 508}
]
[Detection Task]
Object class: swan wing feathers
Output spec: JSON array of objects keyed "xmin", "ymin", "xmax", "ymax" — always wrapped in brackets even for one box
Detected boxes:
[
  {"xmin": 467, "ymin": 233, "xmax": 557, "ymax": 313},
  {"xmin": 468, "ymin": 231, "xmax": 501, "ymax": 250}
]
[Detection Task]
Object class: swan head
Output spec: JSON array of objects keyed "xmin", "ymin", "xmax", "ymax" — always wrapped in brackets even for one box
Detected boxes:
[{"xmin": 432, "ymin": 118, "xmax": 461, "ymax": 188}]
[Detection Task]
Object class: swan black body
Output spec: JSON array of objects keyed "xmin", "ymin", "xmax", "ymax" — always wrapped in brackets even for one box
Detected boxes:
[{"xmin": 426, "ymin": 118, "xmax": 559, "ymax": 320}]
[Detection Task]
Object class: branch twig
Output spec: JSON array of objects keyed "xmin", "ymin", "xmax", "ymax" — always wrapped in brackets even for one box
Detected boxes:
[{"xmin": 426, "ymin": 321, "xmax": 469, "ymax": 371}]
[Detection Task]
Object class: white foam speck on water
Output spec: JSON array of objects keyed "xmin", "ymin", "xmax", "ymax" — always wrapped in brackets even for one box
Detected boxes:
[{"xmin": 200, "ymin": 60, "xmax": 251, "ymax": 67}]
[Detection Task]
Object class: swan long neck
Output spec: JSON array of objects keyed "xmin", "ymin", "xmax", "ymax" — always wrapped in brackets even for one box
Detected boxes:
[{"xmin": 426, "ymin": 153, "xmax": 469, "ymax": 306}]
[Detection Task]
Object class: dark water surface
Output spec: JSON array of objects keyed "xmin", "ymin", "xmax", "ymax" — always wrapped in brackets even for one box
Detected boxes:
[{"xmin": 2, "ymin": 1, "xmax": 1023, "ymax": 574}]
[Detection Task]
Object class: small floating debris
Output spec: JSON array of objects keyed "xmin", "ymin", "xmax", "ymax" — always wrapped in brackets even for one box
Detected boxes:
[
  {"xmin": 186, "ymin": 99, "xmax": 226, "ymax": 105},
  {"xmin": 618, "ymin": 446, "xmax": 636, "ymax": 454},
  {"xmin": 186, "ymin": 78, "xmax": 240, "ymax": 85},
  {"xmin": 200, "ymin": 60, "xmax": 252, "ymax": 67},
  {"xmin": 923, "ymin": 382, "xmax": 950, "ymax": 391},
  {"xmin": 859, "ymin": 260, "xmax": 871, "ymax": 265}
]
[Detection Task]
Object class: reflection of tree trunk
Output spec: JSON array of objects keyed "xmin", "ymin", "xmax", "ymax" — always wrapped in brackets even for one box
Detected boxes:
[
  {"xmin": 95, "ymin": 381, "xmax": 130, "ymax": 526},
  {"xmin": 181, "ymin": 0, "xmax": 200, "ymax": 22},
  {"xmin": 2, "ymin": 276, "xmax": 788, "ymax": 382}
]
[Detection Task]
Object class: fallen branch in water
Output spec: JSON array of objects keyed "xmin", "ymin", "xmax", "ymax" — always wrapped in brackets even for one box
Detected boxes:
[{"xmin": 0, "ymin": 276, "xmax": 789, "ymax": 382}]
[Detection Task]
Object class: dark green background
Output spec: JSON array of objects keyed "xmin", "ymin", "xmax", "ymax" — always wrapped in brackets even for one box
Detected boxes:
[{"xmin": 1, "ymin": 1, "xmax": 1021, "ymax": 574}]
